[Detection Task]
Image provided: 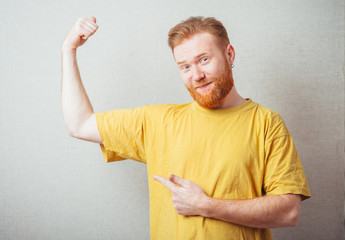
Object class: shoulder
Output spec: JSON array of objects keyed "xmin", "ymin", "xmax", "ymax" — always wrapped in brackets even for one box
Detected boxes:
[
  {"xmin": 254, "ymin": 102, "xmax": 283, "ymax": 124},
  {"xmin": 250, "ymin": 101, "xmax": 289, "ymax": 138},
  {"xmin": 140, "ymin": 103, "xmax": 193, "ymax": 131},
  {"xmin": 143, "ymin": 102, "xmax": 193, "ymax": 118}
]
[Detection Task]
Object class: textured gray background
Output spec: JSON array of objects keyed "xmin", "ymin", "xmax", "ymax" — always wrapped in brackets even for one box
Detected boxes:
[{"xmin": 0, "ymin": 0, "xmax": 344, "ymax": 239}]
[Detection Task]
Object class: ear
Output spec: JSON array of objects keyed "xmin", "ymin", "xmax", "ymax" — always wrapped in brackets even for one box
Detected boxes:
[{"xmin": 225, "ymin": 44, "xmax": 235, "ymax": 66}]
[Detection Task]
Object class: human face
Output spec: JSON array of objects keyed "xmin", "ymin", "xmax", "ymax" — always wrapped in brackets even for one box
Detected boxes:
[{"xmin": 173, "ymin": 33, "xmax": 235, "ymax": 109}]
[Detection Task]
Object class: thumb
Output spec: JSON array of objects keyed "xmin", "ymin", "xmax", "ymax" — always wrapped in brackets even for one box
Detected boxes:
[{"xmin": 90, "ymin": 16, "xmax": 96, "ymax": 23}]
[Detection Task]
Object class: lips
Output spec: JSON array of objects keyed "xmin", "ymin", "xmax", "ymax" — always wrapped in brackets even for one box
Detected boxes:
[{"xmin": 196, "ymin": 82, "xmax": 212, "ymax": 89}]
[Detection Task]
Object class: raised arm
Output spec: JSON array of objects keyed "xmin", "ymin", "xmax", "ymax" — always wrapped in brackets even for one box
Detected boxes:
[{"xmin": 61, "ymin": 17, "xmax": 102, "ymax": 144}]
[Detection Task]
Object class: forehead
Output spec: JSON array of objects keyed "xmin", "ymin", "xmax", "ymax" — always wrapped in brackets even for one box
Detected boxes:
[{"xmin": 173, "ymin": 32, "xmax": 222, "ymax": 63}]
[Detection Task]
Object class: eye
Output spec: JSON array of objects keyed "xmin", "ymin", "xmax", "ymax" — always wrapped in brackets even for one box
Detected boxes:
[
  {"xmin": 181, "ymin": 65, "xmax": 190, "ymax": 71},
  {"xmin": 200, "ymin": 57, "xmax": 208, "ymax": 63}
]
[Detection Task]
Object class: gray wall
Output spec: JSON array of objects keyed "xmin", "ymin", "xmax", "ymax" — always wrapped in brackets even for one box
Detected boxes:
[{"xmin": 1, "ymin": 0, "xmax": 344, "ymax": 239}]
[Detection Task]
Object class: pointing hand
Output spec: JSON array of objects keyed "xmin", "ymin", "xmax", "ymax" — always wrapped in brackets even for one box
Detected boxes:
[{"xmin": 154, "ymin": 174, "xmax": 211, "ymax": 216}]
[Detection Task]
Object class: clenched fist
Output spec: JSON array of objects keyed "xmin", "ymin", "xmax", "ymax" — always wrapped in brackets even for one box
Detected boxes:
[{"xmin": 62, "ymin": 17, "xmax": 98, "ymax": 52}]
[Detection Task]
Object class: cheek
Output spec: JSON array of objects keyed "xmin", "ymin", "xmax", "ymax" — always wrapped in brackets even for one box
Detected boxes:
[
  {"xmin": 182, "ymin": 79, "xmax": 191, "ymax": 89},
  {"xmin": 211, "ymin": 67, "xmax": 223, "ymax": 76},
  {"xmin": 207, "ymin": 61, "xmax": 225, "ymax": 76},
  {"xmin": 198, "ymin": 66, "xmax": 213, "ymax": 78},
  {"xmin": 181, "ymin": 74, "xmax": 192, "ymax": 87}
]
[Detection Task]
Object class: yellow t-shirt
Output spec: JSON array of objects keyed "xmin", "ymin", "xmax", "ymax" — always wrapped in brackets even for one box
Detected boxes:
[{"xmin": 96, "ymin": 99, "xmax": 311, "ymax": 240}]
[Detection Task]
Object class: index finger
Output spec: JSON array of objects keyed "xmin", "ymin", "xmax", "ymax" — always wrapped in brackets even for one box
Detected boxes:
[{"xmin": 153, "ymin": 175, "xmax": 177, "ymax": 192}]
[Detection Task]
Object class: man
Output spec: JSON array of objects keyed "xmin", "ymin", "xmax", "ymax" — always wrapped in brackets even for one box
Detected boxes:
[{"xmin": 61, "ymin": 16, "xmax": 310, "ymax": 239}]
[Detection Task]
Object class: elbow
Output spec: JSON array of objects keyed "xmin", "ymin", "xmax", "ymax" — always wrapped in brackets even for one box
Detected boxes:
[
  {"xmin": 64, "ymin": 118, "xmax": 87, "ymax": 139},
  {"xmin": 67, "ymin": 129, "xmax": 76, "ymax": 138},
  {"xmin": 67, "ymin": 129, "xmax": 78, "ymax": 138},
  {"xmin": 63, "ymin": 119, "xmax": 81, "ymax": 138},
  {"xmin": 284, "ymin": 199, "xmax": 301, "ymax": 227},
  {"xmin": 66, "ymin": 125, "xmax": 81, "ymax": 139},
  {"xmin": 286, "ymin": 208, "xmax": 300, "ymax": 227},
  {"xmin": 276, "ymin": 194, "xmax": 302, "ymax": 228}
]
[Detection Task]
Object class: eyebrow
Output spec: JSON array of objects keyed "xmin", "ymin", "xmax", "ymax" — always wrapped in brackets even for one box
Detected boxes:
[{"xmin": 177, "ymin": 53, "xmax": 208, "ymax": 65}]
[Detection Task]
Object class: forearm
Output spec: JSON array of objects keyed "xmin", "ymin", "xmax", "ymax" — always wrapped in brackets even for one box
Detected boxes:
[
  {"xmin": 61, "ymin": 49, "xmax": 94, "ymax": 137},
  {"xmin": 202, "ymin": 194, "xmax": 301, "ymax": 229}
]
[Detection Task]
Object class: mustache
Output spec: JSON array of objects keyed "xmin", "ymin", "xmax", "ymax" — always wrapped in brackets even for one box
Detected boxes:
[
  {"xmin": 194, "ymin": 74, "xmax": 224, "ymax": 89},
  {"xmin": 194, "ymin": 74, "xmax": 221, "ymax": 89},
  {"xmin": 195, "ymin": 81, "xmax": 212, "ymax": 89}
]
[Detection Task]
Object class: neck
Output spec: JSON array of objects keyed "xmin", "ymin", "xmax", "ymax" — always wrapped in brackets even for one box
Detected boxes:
[{"xmin": 213, "ymin": 86, "xmax": 247, "ymax": 109}]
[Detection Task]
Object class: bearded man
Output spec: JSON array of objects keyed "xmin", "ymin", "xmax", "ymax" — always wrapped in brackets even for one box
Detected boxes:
[{"xmin": 61, "ymin": 16, "xmax": 311, "ymax": 240}]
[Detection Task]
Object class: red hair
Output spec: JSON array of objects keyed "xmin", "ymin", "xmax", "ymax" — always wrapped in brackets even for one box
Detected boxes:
[{"xmin": 168, "ymin": 16, "xmax": 230, "ymax": 51}]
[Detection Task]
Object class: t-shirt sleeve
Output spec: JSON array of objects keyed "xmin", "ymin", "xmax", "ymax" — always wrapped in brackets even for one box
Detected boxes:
[
  {"xmin": 95, "ymin": 106, "xmax": 147, "ymax": 163},
  {"xmin": 263, "ymin": 113, "xmax": 311, "ymax": 200}
]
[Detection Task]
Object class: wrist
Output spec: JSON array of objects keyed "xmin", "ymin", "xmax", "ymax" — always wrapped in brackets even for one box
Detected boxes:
[
  {"xmin": 199, "ymin": 196, "xmax": 215, "ymax": 218},
  {"xmin": 61, "ymin": 44, "xmax": 77, "ymax": 55}
]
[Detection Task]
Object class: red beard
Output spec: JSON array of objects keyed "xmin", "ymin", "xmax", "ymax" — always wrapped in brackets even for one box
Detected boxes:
[{"xmin": 186, "ymin": 64, "xmax": 233, "ymax": 109}]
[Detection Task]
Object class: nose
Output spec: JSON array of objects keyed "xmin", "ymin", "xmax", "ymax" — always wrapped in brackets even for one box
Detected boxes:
[{"xmin": 192, "ymin": 65, "xmax": 205, "ymax": 82}]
